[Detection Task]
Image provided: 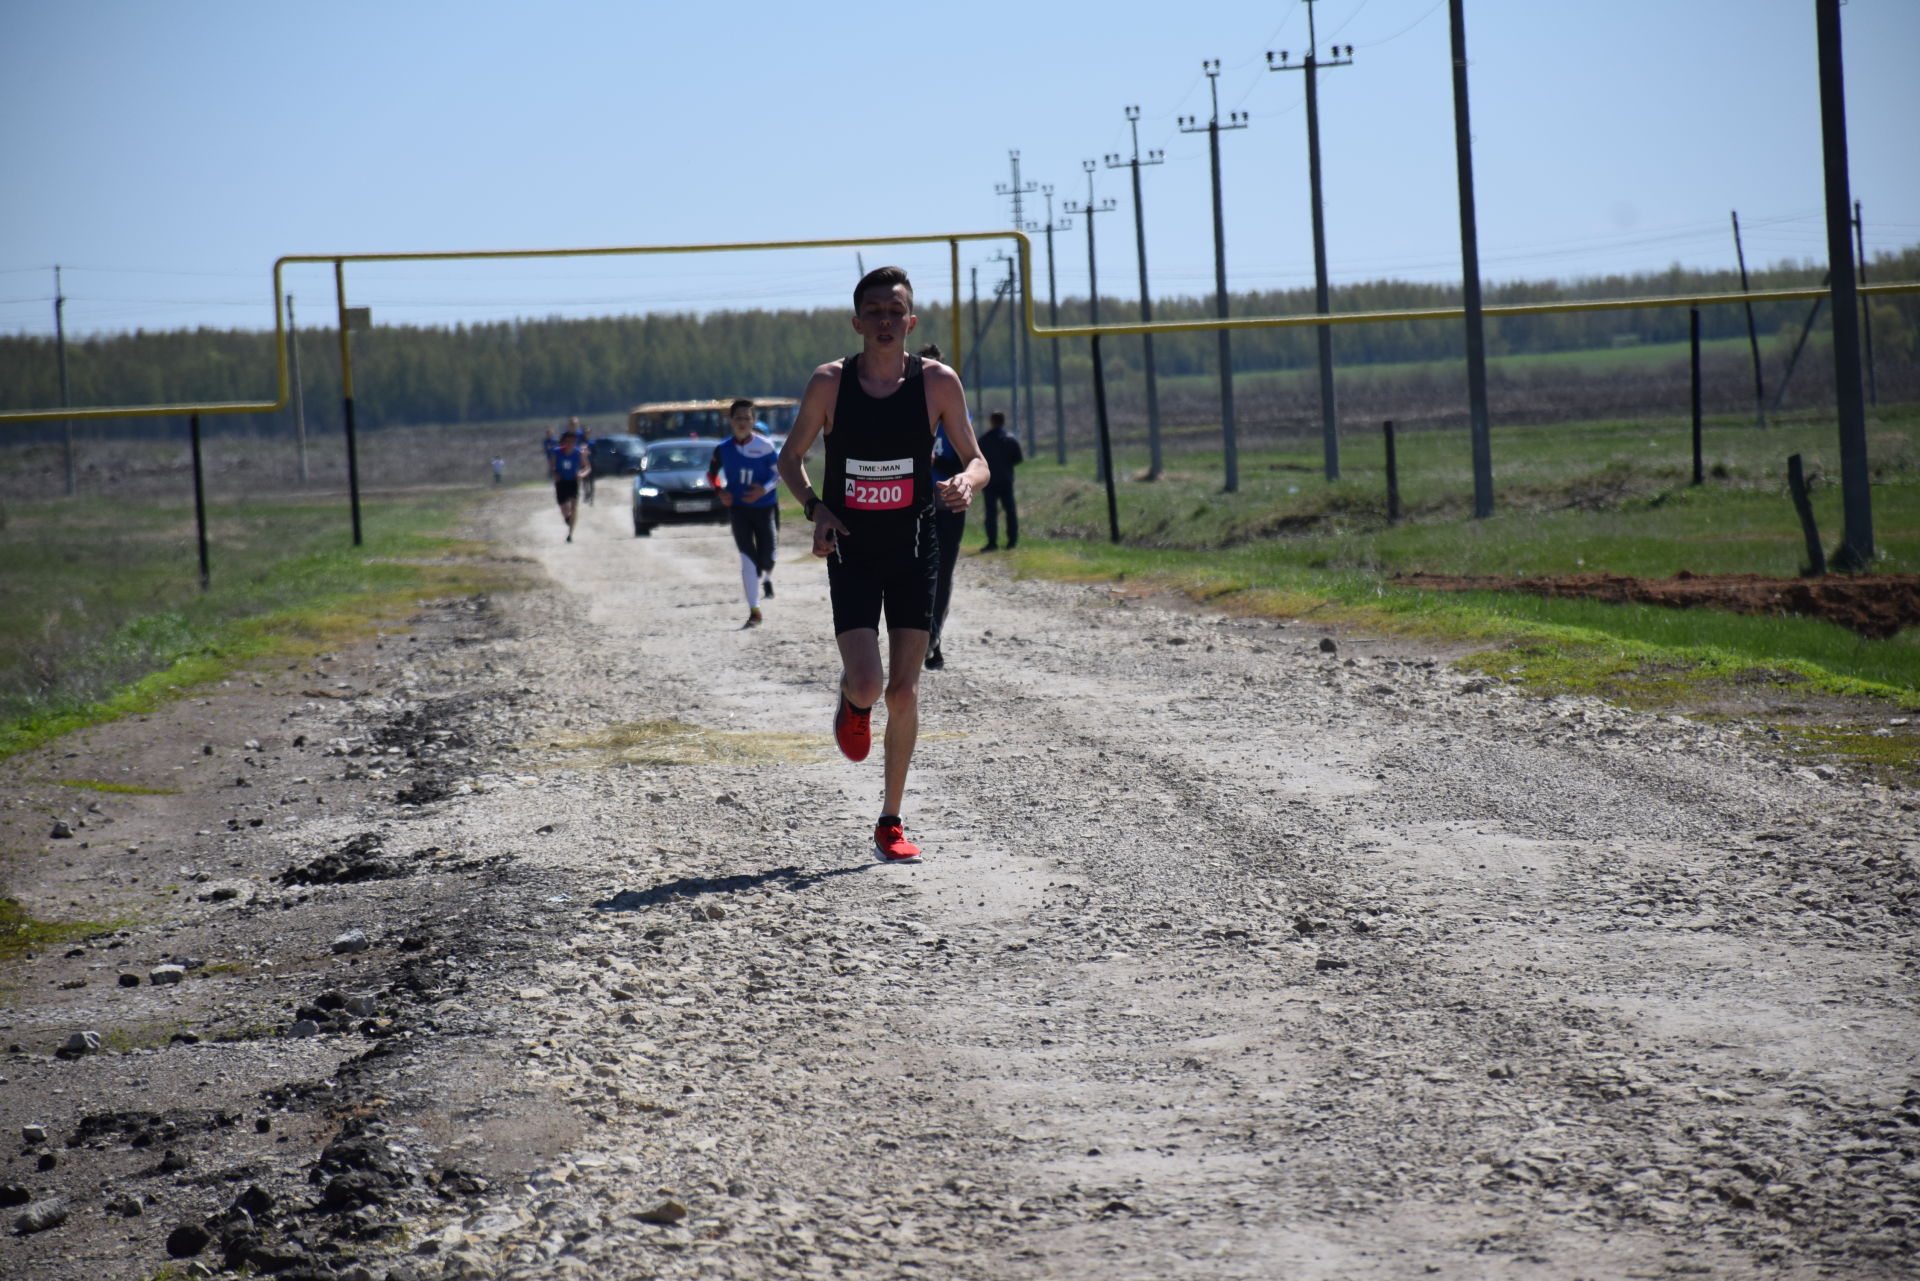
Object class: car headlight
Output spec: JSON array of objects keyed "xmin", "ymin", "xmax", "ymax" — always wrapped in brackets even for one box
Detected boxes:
[{"xmin": 637, "ymin": 485, "xmax": 660, "ymax": 498}]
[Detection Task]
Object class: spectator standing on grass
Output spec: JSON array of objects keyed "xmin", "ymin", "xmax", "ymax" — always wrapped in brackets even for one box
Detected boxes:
[
  {"xmin": 491, "ymin": 456, "xmax": 505, "ymax": 484},
  {"xmin": 976, "ymin": 410, "xmax": 1023, "ymax": 551},
  {"xmin": 549, "ymin": 427, "xmax": 590, "ymax": 543},
  {"xmin": 918, "ymin": 343, "xmax": 965, "ymax": 670},
  {"xmin": 708, "ymin": 398, "xmax": 781, "ymax": 629}
]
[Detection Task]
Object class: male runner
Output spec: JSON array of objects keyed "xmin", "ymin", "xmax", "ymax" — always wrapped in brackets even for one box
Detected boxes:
[
  {"xmin": 569, "ymin": 417, "xmax": 596, "ymax": 505},
  {"xmin": 549, "ymin": 428, "xmax": 590, "ymax": 542},
  {"xmin": 918, "ymin": 343, "xmax": 966, "ymax": 670},
  {"xmin": 708, "ymin": 398, "xmax": 781, "ymax": 629},
  {"xmin": 777, "ymin": 266, "xmax": 988, "ymax": 862}
]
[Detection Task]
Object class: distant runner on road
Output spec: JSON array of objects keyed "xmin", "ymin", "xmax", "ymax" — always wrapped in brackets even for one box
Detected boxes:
[
  {"xmin": 549, "ymin": 428, "xmax": 591, "ymax": 543},
  {"xmin": 777, "ymin": 266, "xmax": 989, "ymax": 863},
  {"xmin": 569, "ymin": 417, "xmax": 596, "ymax": 505},
  {"xmin": 709, "ymin": 398, "xmax": 782, "ymax": 629}
]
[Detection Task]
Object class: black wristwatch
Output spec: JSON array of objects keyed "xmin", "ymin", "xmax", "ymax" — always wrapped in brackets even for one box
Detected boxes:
[{"xmin": 804, "ymin": 496, "xmax": 821, "ymax": 520}]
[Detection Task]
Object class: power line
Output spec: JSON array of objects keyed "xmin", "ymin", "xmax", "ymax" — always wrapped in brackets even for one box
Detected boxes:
[
  {"xmin": 994, "ymin": 150, "xmax": 1040, "ymax": 451},
  {"xmin": 1024, "ymin": 186, "xmax": 1072, "ymax": 465},
  {"xmin": 1064, "ymin": 161, "xmax": 1117, "ymax": 488},
  {"xmin": 1270, "ymin": 0, "xmax": 1358, "ymax": 481},
  {"xmin": 1178, "ymin": 59, "xmax": 1251, "ymax": 493},
  {"xmin": 1106, "ymin": 106, "xmax": 1167, "ymax": 478}
]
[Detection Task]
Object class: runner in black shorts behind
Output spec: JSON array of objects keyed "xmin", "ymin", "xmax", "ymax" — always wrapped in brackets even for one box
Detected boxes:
[
  {"xmin": 549, "ymin": 428, "xmax": 590, "ymax": 543},
  {"xmin": 777, "ymin": 266, "xmax": 989, "ymax": 863}
]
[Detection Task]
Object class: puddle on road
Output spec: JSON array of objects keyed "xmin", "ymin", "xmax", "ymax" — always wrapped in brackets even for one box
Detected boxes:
[{"xmin": 547, "ymin": 718, "xmax": 825, "ymax": 768}]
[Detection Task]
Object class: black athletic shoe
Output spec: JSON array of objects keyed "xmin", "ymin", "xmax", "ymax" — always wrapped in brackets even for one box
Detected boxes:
[
  {"xmin": 924, "ymin": 643, "xmax": 945, "ymax": 670},
  {"xmin": 761, "ymin": 575, "xmax": 774, "ymax": 599}
]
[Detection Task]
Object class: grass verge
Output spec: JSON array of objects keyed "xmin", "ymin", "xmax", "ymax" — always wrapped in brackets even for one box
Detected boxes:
[
  {"xmin": 0, "ymin": 896, "xmax": 134, "ymax": 962},
  {"xmin": 0, "ymin": 492, "xmax": 522, "ymax": 760}
]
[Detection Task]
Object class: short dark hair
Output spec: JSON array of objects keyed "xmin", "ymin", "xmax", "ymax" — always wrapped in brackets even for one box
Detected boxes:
[
  {"xmin": 917, "ymin": 343, "xmax": 943, "ymax": 361},
  {"xmin": 989, "ymin": 411, "xmax": 1006, "ymax": 427},
  {"xmin": 855, "ymin": 265, "xmax": 912, "ymax": 310},
  {"xmin": 729, "ymin": 398, "xmax": 755, "ymax": 415}
]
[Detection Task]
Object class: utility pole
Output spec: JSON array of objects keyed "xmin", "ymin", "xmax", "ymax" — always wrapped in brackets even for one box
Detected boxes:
[
  {"xmin": 1179, "ymin": 61, "xmax": 1250, "ymax": 492},
  {"xmin": 334, "ymin": 260, "xmax": 363, "ymax": 547},
  {"xmin": 1854, "ymin": 200, "xmax": 1878, "ymax": 406},
  {"xmin": 1064, "ymin": 160, "xmax": 1117, "ymax": 486},
  {"xmin": 287, "ymin": 294, "xmax": 310, "ymax": 485},
  {"xmin": 990, "ymin": 250, "xmax": 1020, "ymax": 435},
  {"xmin": 1027, "ymin": 186, "xmax": 1072, "ymax": 465},
  {"xmin": 1448, "ymin": 0, "xmax": 1493, "ymax": 519},
  {"xmin": 1106, "ymin": 107, "xmax": 1166, "ymax": 479},
  {"xmin": 1730, "ymin": 210, "xmax": 1767, "ymax": 427},
  {"xmin": 967, "ymin": 265, "xmax": 982, "ymax": 423},
  {"xmin": 54, "ymin": 266, "xmax": 74, "ymax": 497},
  {"xmin": 994, "ymin": 150, "xmax": 1039, "ymax": 453},
  {"xmin": 1269, "ymin": 2, "xmax": 1354, "ymax": 482},
  {"xmin": 1816, "ymin": 0, "xmax": 1872, "ymax": 569}
]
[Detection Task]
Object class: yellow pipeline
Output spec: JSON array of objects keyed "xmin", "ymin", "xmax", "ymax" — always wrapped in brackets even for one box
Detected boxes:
[
  {"xmin": 3, "ymin": 227, "xmax": 1913, "ymax": 425},
  {"xmin": 0, "ymin": 232, "xmax": 1019, "ymax": 425}
]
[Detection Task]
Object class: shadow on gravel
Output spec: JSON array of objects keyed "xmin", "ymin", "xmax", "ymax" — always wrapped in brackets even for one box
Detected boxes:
[{"xmin": 593, "ymin": 863, "xmax": 868, "ymax": 911}]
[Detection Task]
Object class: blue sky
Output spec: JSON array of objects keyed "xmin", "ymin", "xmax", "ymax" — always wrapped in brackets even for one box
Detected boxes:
[{"xmin": 2, "ymin": 0, "xmax": 1916, "ymax": 339}]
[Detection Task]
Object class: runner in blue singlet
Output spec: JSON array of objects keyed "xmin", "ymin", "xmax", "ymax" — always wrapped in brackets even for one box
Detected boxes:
[
  {"xmin": 549, "ymin": 429, "xmax": 591, "ymax": 542},
  {"xmin": 567, "ymin": 417, "xmax": 596, "ymax": 505},
  {"xmin": 708, "ymin": 398, "xmax": 782, "ymax": 629}
]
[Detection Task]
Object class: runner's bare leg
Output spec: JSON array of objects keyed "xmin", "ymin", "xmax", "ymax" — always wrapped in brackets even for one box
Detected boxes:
[
  {"xmin": 880, "ymin": 627, "xmax": 930, "ymax": 817},
  {"xmin": 837, "ymin": 628, "xmax": 885, "ymax": 714}
]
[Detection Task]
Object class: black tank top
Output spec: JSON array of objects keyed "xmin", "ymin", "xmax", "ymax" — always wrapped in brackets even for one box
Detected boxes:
[{"xmin": 825, "ymin": 353, "xmax": 933, "ymax": 557}]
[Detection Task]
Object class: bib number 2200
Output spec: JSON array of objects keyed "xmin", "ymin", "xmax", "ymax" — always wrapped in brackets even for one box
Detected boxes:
[{"xmin": 843, "ymin": 457, "xmax": 914, "ymax": 511}]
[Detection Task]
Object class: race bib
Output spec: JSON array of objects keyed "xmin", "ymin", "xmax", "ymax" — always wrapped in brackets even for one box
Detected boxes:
[{"xmin": 843, "ymin": 457, "xmax": 914, "ymax": 511}]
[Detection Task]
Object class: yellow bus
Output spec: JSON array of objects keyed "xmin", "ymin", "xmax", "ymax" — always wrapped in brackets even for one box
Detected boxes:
[{"xmin": 626, "ymin": 397, "xmax": 799, "ymax": 442}]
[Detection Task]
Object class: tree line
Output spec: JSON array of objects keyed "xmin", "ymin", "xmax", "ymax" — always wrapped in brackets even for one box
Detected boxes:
[{"xmin": 2, "ymin": 250, "xmax": 1913, "ymax": 440}]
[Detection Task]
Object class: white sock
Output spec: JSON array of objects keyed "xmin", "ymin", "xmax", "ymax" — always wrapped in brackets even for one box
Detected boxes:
[{"xmin": 740, "ymin": 552, "xmax": 761, "ymax": 608}]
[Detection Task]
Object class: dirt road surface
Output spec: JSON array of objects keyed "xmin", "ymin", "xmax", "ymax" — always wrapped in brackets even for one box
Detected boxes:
[{"xmin": 3, "ymin": 486, "xmax": 1916, "ymax": 1281}]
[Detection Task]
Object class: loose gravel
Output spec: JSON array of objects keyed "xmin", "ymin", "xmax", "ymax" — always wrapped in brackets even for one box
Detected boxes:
[{"xmin": 1, "ymin": 485, "xmax": 1915, "ymax": 1281}]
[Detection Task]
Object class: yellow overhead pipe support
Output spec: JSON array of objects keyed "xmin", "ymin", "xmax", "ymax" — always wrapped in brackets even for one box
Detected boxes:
[
  {"xmin": 3, "ymin": 225, "xmax": 1914, "ymax": 426},
  {"xmin": 0, "ymin": 231, "xmax": 1024, "ymax": 425}
]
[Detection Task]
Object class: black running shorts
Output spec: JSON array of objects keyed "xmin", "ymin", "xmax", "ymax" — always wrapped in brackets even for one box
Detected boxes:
[
  {"xmin": 554, "ymin": 478, "xmax": 580, "ymax": 504},
  {"xmin": 827, "ymin": 514, "xmax": 937, "ymax": 636}
]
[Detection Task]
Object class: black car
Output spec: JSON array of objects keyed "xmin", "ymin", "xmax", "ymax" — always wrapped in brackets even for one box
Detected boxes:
[
  {"xmin": 632, "ymin": 438, "xmax": 725, "ymax": 536},
  {"xmin": 589, "ymin": 434, "xmax": 647, "ymax": 477}
]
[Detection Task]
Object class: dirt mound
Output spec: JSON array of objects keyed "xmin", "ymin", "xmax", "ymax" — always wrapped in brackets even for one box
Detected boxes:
[{"xmin": 1394, "ymin": 571, "xmax": 1920, "ymax": 639}]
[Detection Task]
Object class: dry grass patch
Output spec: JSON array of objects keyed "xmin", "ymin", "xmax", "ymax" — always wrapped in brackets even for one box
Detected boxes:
[{"xmin": 548, "ymin": 718, "xmax": 827, "ymax": 769}]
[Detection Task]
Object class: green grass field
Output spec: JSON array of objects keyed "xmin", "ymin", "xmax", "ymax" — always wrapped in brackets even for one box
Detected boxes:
[
  {"xmin": 0, "ymin": 491, "xmax": 499, "ymax": 758},
  {"xmin": 965, "ymin": 331, "xmax": 1771, "ymax": 411},
  {"xmin": 2, "ymin": 402, "xmax": 1914, "ymax": 777},
  {"xmin": 1004, "ymin": 403, "xmax": 1920, "ymax": 706}
]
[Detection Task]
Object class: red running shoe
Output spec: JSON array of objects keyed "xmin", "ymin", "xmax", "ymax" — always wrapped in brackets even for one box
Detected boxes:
[
  {"xmin": 833, "ymin": 691, "xmax": 871, "ymax": 762},
  {"xmin": 874, "ymin": 817, "xmax": 922, "ymax": 863}
]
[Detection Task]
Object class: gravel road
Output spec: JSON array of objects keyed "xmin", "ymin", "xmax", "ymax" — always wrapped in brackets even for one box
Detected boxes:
[{"xmin": 2, "ymin": 484, "xmax": 1916, "ymax": 1281}]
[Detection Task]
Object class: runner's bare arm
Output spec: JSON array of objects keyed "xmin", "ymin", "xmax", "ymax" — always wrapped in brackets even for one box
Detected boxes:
[
  {"xmin": 778, "ymin": 362, "xmax": 851, "ymax": 555},
  {"xmin": 925, "ymin": 362, "xmax": 989, "ymax": 511}
]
